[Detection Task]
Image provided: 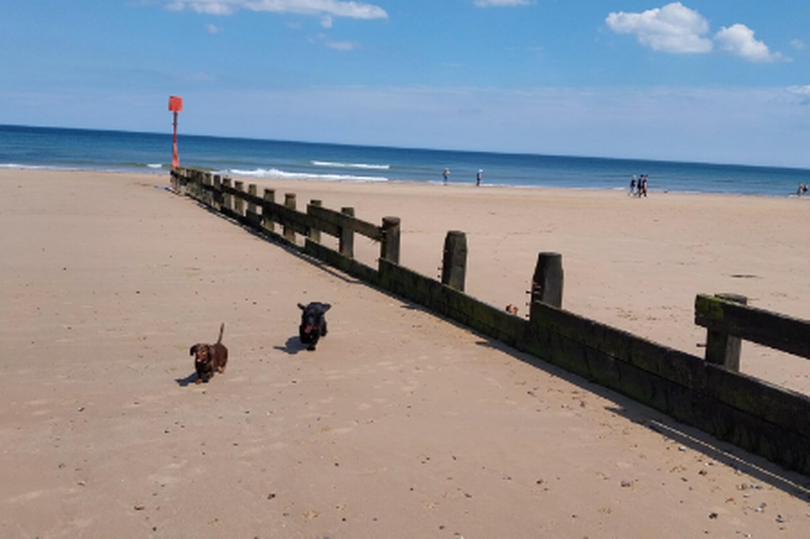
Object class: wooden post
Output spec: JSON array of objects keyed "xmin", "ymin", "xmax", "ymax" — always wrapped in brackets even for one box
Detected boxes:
[
  {"xmin": 284, "ymin": 193, "xmax": 296, "ymax": 242},
  {"xmin": 213, "ymin": 175, "xmax": 222, "ymax": 211},
  {"xmin": 193, "ymin": 170, "xmax": 202, "ymax": 200},
  {"xmin": 234, "ymin": 181, "xmax": 245, "ymax": 216},
  {"xmin": 380, "ymin": 217, "xmax": 401, "ymax": 264},
  {"xmin": 308, "ymin": 200, "xmax": 322, "ymax": 243},
  {"xmin": 705, "ymin": 293, "xmax": 748, "ymax": 371},
  {"xmin": 186, "ymin": 170, "xmax": 195, "ymax": 198},
  {"xmin": 262, "ymin": 189, "xmax": 276, "ymax": 232},
  {"xmin": 441, "ymin": 231, "xmax": 467, "ymax": 291},
  {"xmin": 246, "ymin": 184, "xmax": 260, "ymax": 227},
  {"xmin": 339, "ymin": 207, "xmax": 355, "ymax": 258},
  {"xmin": 247, "ymin": 184, "xmax": 257, "ymax": 213},
  {"xmin": 531, "ymin": 252, "xmax": 563, "ymax": 309},
  {"xmin": 222, "ymin": 178, "xmax": 232, "ymax": 211},
  {"xmin": 203, "ymin": 173, "xmax": 213, "ymax": 206}
]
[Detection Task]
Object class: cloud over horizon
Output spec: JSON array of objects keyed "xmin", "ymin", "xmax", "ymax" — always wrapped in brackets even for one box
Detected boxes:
[
  {"xmin": 715, "ymin": 24, "xmax": 783, "ymax": 63},
  {"xmin": 606, "ymin": 2, "xmax": 785, "ymax": 62},
  {"xmin": 165, "ymin": 0, "xmax": 388, "ymax": 20},
  {"xmin": 605, "ymin": 2, "xmax": 713, "ymax": 54}
]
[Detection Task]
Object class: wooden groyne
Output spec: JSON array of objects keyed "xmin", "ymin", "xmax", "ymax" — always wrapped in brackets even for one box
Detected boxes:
[{"xmin": 171, "ymin": 168, "xmax": 810, "ymax": 476}]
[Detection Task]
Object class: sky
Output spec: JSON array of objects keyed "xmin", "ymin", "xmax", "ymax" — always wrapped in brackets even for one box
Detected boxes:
[{"xmin": 1, "ymin": 0, "xmax": 809, "ymax": 168}]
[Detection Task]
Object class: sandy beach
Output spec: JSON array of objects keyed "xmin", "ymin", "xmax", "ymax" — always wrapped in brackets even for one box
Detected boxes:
[
  {"xmin": 1, "ymin": 169, "xmax": 809, "ymax": 538},
  {"xmin": 236, "ymin": 174, "xmax": 810, "ymax": 395}
]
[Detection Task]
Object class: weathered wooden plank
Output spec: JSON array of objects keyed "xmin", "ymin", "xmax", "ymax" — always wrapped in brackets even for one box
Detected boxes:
[
  {"xmin": 261, "ymin": 201, "xmax": 310, "ymax": 236},
  {"xmin": 441, "ymin": 231, "xmax": 467, "ymax": 291},
  {"xmin": 695, "ymin": 294, "xmax": 810, "ymax": 359},
  {"xmin": 308, "ymin": 204, "xmax": 382, "ymax": 241},
  {"xmin": 377, "ymin": 259, "xmax": 524, "ymax": 347},
  {"xmin": 530, "ymin": 300, "xmax": 703, "ymax": 390},
  {"xmin": 521, "ymin": 319, "xmax": 810, "ymax": 475},
  {"xmin": 703, "ymin": 294, "xmax": 747, "ymax": 371},
  {"xmin": 380, "ymin": 217, "xmax": 400, "ymax": 264},
  {"xmin": 304, "ymin": 239, "xmax": 379, "ymax": 284},
  {"xmin": 283, "ymin": 193, "xmax": 297, "ymax": 242},
  {"xmin": 306, "ymin": 204, "xmax": 340, "ymax": 237},
  {"xmin": 221, "ymin": 184, "xmax": 263, "ymax": 207},
  {"xmin": 529, "ymin": 300, "xmax": 810, "ymax": 439},
  {"xmin": 308, "ymin": 200, "xmax": 322, "ymax": 243},
  {"xmin": 532, "ymin": 252, "xmax": 563, "ymax": 308}
]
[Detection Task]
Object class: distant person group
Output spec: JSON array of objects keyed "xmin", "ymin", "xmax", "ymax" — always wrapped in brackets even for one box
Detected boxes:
[
  {"xmin": 442, "ymin": 168, "xmax": 483, "ymax": 186},
  {"xmin": 797, "ymin": 183, "xmax": 809, "ymax": 197},
  {"xmin": 629, "ymin": 174, "xmax": 649, "ymax": 197}
]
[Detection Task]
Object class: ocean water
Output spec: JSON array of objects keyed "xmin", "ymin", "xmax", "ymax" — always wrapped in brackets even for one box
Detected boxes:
[{"xmin": 1, "ymin": 124, "xmax": 808, "ymax": 197}]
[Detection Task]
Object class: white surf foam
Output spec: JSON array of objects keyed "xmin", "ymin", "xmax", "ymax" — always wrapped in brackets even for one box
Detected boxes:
[
  {"xmin": 311, "ymin": 161, "xmax": 390, "ymax": 170},
  {"xmin": 226, "ymin": 168, "xmax": 388, "ymax": 183}
]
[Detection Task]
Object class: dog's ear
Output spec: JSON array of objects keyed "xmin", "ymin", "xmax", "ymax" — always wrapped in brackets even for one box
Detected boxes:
[
  {"xmin": 298, "ymin": 303, "xmax": 306, "ymax": 310},
  {"xmin": 189, "ymin": 344, "xmax": 198, "ymax": 356},
  {"xmin": 321, "ymin": 303, "xmax": 331, "ymax": 312}
]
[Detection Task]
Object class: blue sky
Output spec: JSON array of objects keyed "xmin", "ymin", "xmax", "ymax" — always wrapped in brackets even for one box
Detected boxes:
[{"xmin": 1, "ymin": 1, "xmax": 809, "ymax": 167}]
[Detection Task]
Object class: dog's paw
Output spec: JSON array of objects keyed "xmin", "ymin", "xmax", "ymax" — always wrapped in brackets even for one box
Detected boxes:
[
  {"xmin": 307, "ymin": 345, "xmax": 316, "ymax": 351},
  {"xmin": 195, "ymin": 378, "xmax": 202, "ymax": 385}
]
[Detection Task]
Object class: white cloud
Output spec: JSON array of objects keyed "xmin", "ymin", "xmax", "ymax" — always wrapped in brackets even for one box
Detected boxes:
[
  {"xmin": 320, "ymin": 15, "xmax": 333, "ymax": 28},
  {"xmin": 325, "ymin": 40, "xmax": 356, "ymax": 51},
  {"xmin": 309, "ymin": 33, "xmax": 357, "ymax": 51},
  {"xmin": 606, "ymin": 2, "xmax": 713, "ymax": 54},
  {"xmin": 715, "ymin": 24, "xmax": 783, "ymax": 62},
  {"xmin": 165, "ymin": 0, "xmax": 387, "ymax": 20},
  {"xmin": 205, "ymin": 23, "xmax": 221, "ymax": 33},
  {"xmin": 474, "ymin": 0, "xmax": 531, "ymax": 7},
  {"xmin": 790, "ymin": 39, "xmax": 805, "ymax": 50},
  {"xmin": 787, "ymin": 85, "xmax": 810, "ymax": 99}
]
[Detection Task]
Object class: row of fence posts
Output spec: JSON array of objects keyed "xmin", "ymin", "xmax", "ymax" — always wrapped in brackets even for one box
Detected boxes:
[
  {"xmin": 436, "ymin": 232, "xmax": 748, "ymax": 371},
  {"xmin": 176, "ymin": 170, "xmax": 403, "ymax": 266},
  {"xmin": 179, "ymin": 169, "xmax": 747, "ymax": 372},
  {"xmin": 438, "ymin": 230, "xmax": 564, "ymax": 312}
]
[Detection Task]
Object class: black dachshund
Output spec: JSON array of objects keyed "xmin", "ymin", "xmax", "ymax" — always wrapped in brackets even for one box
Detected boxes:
[{"xmin": 298, "ymin": 302, "xmax": 331, "ymax": 351}]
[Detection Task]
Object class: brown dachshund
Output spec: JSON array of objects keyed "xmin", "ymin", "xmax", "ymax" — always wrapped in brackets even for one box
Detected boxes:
[{"xmin": 190, "ymin": 323, "xmax": 228, "ymax": 384}]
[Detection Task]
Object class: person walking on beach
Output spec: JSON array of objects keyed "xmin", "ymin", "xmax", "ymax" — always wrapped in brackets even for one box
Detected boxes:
[
  {"xmin": 476, "ymin": 169, "xmax": 483, "ymax": 187},
  {"xmin": 630, "ymin": 175, "xmax": 637, "ymax": 196},
  {"xmin": 640, "ymin": 175, "xmax": 648, "ymax": 197},
  {"xmin": 443, "ymin": 168, "xmax": 450, "ymax": 185}
]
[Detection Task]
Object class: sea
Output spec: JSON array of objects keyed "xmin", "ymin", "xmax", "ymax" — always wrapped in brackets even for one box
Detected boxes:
[{"xmin": 1, "ymin": 124, "xmax": 808, "ymax": 197}]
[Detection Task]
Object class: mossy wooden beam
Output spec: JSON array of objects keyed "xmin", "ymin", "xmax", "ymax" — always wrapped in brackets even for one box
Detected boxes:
[
  {"xmin": 695, "ymin": 294, "xmax": 810, "ymax": 359},
  {"xmin": 521, "ymin": 319, "xmax": 810, "ymax": 475},
  {"xmin": 305, "ymin": 239, "xmax": 379, "ymax": 284},
  {"xmin": 308, "ymin": 204, "xmax": 382, "ymax": 241},
  {"xmin": 378, "ymin": 259, "xmax": 524, "ymax": 347},
  {"xmin": 529, "ymin": 299, "xmax": 810, "ymax": 440}
]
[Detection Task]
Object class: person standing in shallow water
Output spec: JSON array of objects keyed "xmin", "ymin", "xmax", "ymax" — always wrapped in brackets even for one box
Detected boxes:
[
  {"xmin": 476, "ymin": 169, "xmax": 483, "ymax": 186},
  {"xmin": 443, "ymin": 168, "xmax": 450, "ymax": 185}
]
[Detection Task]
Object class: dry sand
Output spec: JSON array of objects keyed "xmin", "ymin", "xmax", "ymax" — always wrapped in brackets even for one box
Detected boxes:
[
  {"xmin": 237, "ymin": 175, "xmax": 810, "ymax": 395},
  {"xmin": 1, "ymin": 169, "xmax": 809, "ymax": 538}
]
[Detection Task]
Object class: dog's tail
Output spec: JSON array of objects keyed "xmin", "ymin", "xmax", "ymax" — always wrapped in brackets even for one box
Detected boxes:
[{"xmin": 217, "ymin": 323, "xmax": 225, "ymax": 345}]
